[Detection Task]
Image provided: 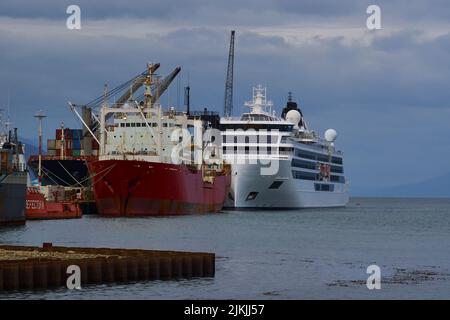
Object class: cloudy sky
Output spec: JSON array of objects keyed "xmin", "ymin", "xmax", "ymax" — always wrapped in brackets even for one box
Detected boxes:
[{"xmin": 1, "ymin": 0, "xmax": 450, "ymax": 193}]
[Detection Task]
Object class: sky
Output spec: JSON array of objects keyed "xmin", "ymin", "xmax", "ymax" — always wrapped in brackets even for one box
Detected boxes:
[{"xmin": 0, "ymin": 0, "xmax": 450, "ymax": 193}]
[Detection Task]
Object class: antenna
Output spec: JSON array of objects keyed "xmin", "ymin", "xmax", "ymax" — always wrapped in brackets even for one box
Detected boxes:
[
  {"xmin": 184, "ymin": 86, "xmax": 190, "ymax": 115},
  {"xmin": 7, "ymin": 87, "xmax": 10, "ymax": 119},
  {"xmin": 224, "ymin": 30, "xmax": 235, "ymax": 117},
  {"xmin": 177, "ymin": 75, "xmax": 180, "ymax": 108},
  {"xmin": 6, "ymin": 88, "xmax": 11, "ymax": 131},
  {"xmin": 34, "ymin": 110, "xmax": 47, "ymax": 186}
]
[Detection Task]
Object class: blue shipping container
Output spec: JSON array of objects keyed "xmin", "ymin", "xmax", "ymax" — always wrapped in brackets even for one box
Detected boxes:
[
  {"xmin": 71, "ymin": 129, "xmax": 83, "ymax": 140},
  {"xmin": 72, "ymin": 139, "xmax": 81, "ymax": 150}
]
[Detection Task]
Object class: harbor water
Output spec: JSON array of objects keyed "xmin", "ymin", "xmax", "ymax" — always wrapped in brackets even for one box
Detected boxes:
[{"xmin": 0, "ymin": 197, "xmax": 449, "ymax": 299}]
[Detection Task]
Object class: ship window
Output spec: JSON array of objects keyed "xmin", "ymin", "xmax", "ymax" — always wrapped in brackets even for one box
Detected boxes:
[
  {"xmin": 120, "ymin": 123, "xmax": 125, "ymax": 127},
  {"xmin": 246, "ymin": 192, "xmax": 258, "ymax": 201},
  {"xmin": 131, "ymin": 123, "xmax": 136, "ymax": 127},
  {"xmin": 331, "ymin": 165, "xmax": 343, "ymax": 173},
  {"xmin": 220, "ymin": 124, "xmax": 293, "ymax": 131},
  {"xmin": 314, "ymin": 183, "xmax": 335, "ymax": 192},
  {"xmin": 317, "ymin": 154, "xmax": 329, "ymax": 162},
  {"xmin": 295, "ymin": 149, "xmax": 316, "ymax": 160},
  {"xmin": 126, "ymin": 123, "xmax": 130, "ymax": 127},
  {"xmin": 330, "ymin": 175, "xmax": 345, "ymax": 183},
  {"xmin": 292, "ymin": 159, "xmax": 316, "ymax": 170},
  {"xmin": 292, "ymin": 170, "xmax": 317, "ymax": 181},
  {"xmin": 281, "ymin": 136, "xmax": 288, "ymax": 143},
  {"xmin": 269, "ymin": 181, "xmax": 283, "ymax": 189},
  {"xmin": 332, "ymin": 156, "xmax": 343, "ymax": 165},
  {"xmin": 136, "ymin": 123, "xmax": 141, "ymax": 127}
]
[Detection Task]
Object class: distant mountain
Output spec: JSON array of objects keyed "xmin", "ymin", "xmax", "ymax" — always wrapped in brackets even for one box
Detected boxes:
[
  {"xmin": 353, "ymin": 172, "xmax": 450, "ymax": 198},
  {"xmin": 20, "ymin": 137, "xmax": 39, "ymax": 160}
]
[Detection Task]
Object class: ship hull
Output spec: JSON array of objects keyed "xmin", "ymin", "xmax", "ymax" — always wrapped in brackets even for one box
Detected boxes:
[
  {"xmin": 26, "ymin": 187, "xmax": 82, "ymax": 220},
  {"xmin": 224, "ymin": 159, "xmax": 349, "ymax": 209},
  {"xmin": 0, "ymin": 172, "xmax": 27, "ymax": 226},
  {"xmin": 88, "ymin": 160, "xmax": 231, "ymax": 216},
  {"xmin": 28, "ymin": 155, "xmax": 95, "ymax": 186}
]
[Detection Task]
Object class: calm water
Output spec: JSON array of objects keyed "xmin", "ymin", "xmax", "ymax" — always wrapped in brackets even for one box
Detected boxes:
[{"xmin": 1, "ymin": 197, "xmax": 449, "ymax": 299}]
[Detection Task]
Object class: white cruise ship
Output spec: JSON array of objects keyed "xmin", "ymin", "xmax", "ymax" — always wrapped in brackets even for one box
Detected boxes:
[{"xmin": 220, "ymin": 85, "xmax": 349, "ymax": 208}]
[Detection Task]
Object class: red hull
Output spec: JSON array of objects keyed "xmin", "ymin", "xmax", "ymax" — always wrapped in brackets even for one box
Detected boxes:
[
  {"xmin": 26, "ymin": 188, "xmax": 82, "ymax": 220},
  {"xmin": 88, "ymin": 160, "xmax": 231, "ymax": 217}
]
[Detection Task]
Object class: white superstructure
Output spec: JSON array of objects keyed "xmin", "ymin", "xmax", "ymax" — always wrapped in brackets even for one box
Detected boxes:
[{"xmin": 220, "ymin": 85, "xmax": 349, "ymax": 208}]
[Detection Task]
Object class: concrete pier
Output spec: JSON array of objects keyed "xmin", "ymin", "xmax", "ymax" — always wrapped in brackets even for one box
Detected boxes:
[{"xmin": 0, "ymin": 244, "xmax": 215, "ymax": 291}]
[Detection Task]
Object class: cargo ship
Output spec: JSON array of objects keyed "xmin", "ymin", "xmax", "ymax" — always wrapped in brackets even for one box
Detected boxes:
[
  {"xmin": 0, "ymin": 128, "xmax": 27, "ymax": 226},
  {"xmin": 27, "ymin": 125, "xmax": 98, "ymax": 187},
  {"xmin": 86, "ymin": 63, "xmax": 231, "ymax": 216},
  {"xmin": 27, "ymin": 66, "xmax": 187, "ymax": 215},
  {"xmin": 27, "ymin": 122, "xmax": 98, "ymax": 214}
]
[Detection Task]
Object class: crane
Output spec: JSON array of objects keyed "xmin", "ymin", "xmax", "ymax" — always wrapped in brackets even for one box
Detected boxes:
[{"xmin": 224, "ymin": 30, "xmax": 235, "ymax": 118}]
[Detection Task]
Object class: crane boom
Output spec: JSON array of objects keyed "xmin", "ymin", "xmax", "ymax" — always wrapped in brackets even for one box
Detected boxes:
[
  {"xmin": 151, "ymin": 67, "xmax": 181, "ymax": 105},
  {"xmin": 114, "ymin": 63, "xmax": 160, "ymax": 106}
]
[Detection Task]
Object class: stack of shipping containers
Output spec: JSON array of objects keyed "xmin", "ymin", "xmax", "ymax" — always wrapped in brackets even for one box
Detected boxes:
[{"xmin": 46, "ymin": 128, "xmax": 99, "ymax": 157}]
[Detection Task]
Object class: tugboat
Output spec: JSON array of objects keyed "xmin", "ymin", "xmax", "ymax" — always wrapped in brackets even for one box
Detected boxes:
[
  {"xmin": 0, "ymin": 127, "xmax": 27, "ymax": 226},
  {"xmin": 86, "ymin": 63, "xmax": 231, "ymax": 216}
]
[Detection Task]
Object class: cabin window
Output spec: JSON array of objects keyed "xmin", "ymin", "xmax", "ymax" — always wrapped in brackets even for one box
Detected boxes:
[
  {"xmin": 332, "ymin": 156, "xmax": 343, "ymax": 165},
  {"xmin": 292, "ymin": 159, "xmax": 316, "ymax": 170},
  {"xmin": 330, "ymin": 175, "xmax": 345, "ymax": 183},
  {"xmin": 314, "ymin": 183, "xmax": 335, "ymax": 192},
  {"xmin": 269, "ymin": 181, "xmax": 283, "ymax": 189},
  {"xmin": 331, "ymin": 165, "xmax": 343, "ymax": 173},
  {"xmin": 292, "ymin": 170, "xmax": 317, "ymax": 181},
  {"xmin": 246, "ymin": 192, "xmax": 258, "ymax": 201}
]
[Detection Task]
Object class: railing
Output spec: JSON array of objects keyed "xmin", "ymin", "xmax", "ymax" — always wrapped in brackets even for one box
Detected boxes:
[
  {"xmin": 221, "ymin": 115, "xmax": 282, "ymax": 122},
  {"xmin": 189, "ymin": 110, "xmax": 220, "ymax": 117}
]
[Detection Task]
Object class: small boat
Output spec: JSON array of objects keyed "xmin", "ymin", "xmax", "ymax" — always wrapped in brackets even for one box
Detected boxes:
[{"xmin": 25, "ymin": 186, "xmax": 82, "ymax": 220}]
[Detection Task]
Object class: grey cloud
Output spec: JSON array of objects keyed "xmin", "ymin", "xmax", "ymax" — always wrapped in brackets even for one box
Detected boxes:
[
  {"xmin": 1, "ymin": 0, "xmax": 450, "ymax": 26},
  {"xmin": 1, "ymin": 4, "xmax": 450, "ymax": 190}
]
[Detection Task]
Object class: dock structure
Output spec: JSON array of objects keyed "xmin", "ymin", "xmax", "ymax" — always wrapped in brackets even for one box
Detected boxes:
[{"xmin": 0, "ymin": 244, "xmax": 215, "ymax": 291}]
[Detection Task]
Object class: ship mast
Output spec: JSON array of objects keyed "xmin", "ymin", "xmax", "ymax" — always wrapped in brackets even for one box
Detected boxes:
[
  {"xmin": 34, "ymin": 110, "xmax": 46, "ymax": 186},
  {"xmin": 60, "ymin": 122, "xmax": 65, "ymax": 160},
  {"xmin": 144, "ymin": 63, "xmax": 154, "ymax": 108}
]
